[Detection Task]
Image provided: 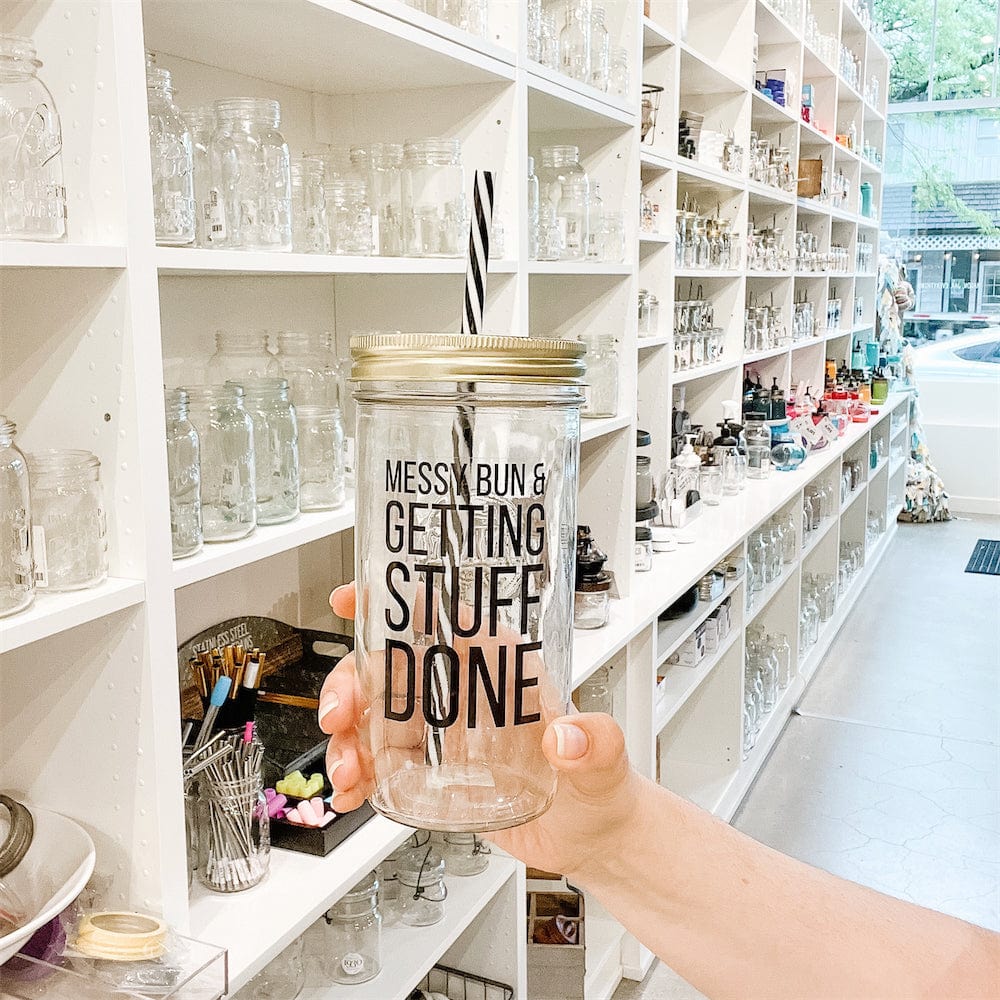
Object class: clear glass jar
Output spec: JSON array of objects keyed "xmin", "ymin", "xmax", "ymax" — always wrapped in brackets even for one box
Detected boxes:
[
  {"xmin": 209, "ymin": 98, "xmax": 292, "ymax": 251},
  {"xmin": 185, "ymin": 385, "xmax": 256, "ymax": 542},
  {"xmin": 0, "ymin": 416, "xmax": 33, "ymax": 616},
  {"xmin": 28, "ymin": 450, "xmax": 107, "ymax": 592},
  {"xmin": 608, "ymin": 46, "xmax": 629, "ymax": 98},
  {"xmin": 540, "ymin": 10, "xmax": 560, "ymax": 69},
  {"xmin": 396, "ymin": 846, "xmax": 447, "ymax": 926},
  {"xmin": 268, "ymin": 331, "xmax": 339, "ymax": 407},
  {"xmin": 527, "ymin": 156, "xmax": 540, "ymax": 260},
  {"xmin": 291, "ymin": 155, "xmax": 330, "ymax": 254},
  {"xmin": 590, "ymin": 6, "xmax": 610, "ymax": 91},
  {"xmin": 327, "ymin": 178, "xmax": 373, "ymax": 256},
  {"xmin": 207, "ymin": 330, "xmax": 272, "ymax": 385},
  {"xmin": 635, "ymin": 455, "xmax": 653, "ymax": 504},
  {"xmin": 369, "ymin": 143, "xmax": 404, "ymax": 256},
  {"xmin": 147, "ymin": 65, "xmax": 195, "ymax": 246},
  {"xmin": 560, "ymin": 0, "xmax": 592, "ymax": 84},
  {"xmin": 580, "ymin": 333, "xmax": 618, "ymax": 417},
  {"xmin": 442, "ymin": 832, "xmax": 490, "ymax": 876},
  {"xmin": 236, "ymin": 935, "xmax": 304, "ymax": 999},
  {"xmin": 586, "ymin": 182, "xmax": 604, "ymax": 261},
  {"xmin": 233, "ymin": 378, "xmax": 299, "ymax": 525},
  {"xmin": 575, "ymin": 665, "xmax": 611, "ymax": 713},
  {"xmin": 634, "ymin": 526, "xmax": 653, "ymax": 572},
  {"xmin": 527, "ymin": 0, "xmax": 542, "ymax": 61},
  {"xmin": 575, "ymin": 575, "xmax": 611, "ymax": 629},
  {"xmin": 538, "ymin": 145, "xmax": 589, "ymax": 263},
  {"xmin": 197, "ymin": 772, "xmax": 270, "ymax": 892},
  {"xmin": 165, "ymin": 389, "xmax": 203, "ymax": 560},
  {"xmin": 323, "ymin": 871, "xmax": 382, "ymax": 984},
  {"xmin": 351, "ymin": 333, "xmax": 583, "ymax": 831},
  {"xmin": 0, "ymin": 34, "xmax": 66, "ymax": 241},
  {"xmin": 185, "ymin": 105, "xmax": 216, "ymax": 248},
  {"xmin": 401, "ymin": 138, "xmax": 465, "ymax": 258},
  {"xmin": 296, "ymin": 406, "xmax": 345, "ymax": 511}
]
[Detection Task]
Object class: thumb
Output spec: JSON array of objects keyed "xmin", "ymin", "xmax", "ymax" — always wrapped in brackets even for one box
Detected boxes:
[{"xmin": 541, "ymin": 713, "xmax": 629, "ymax": 800}]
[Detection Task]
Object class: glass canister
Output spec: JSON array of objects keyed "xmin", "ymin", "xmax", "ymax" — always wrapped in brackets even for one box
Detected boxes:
[
  {"xmin": 369, "ymin": 143, "xmax": 404, "ymax": 257},
  {"xmin": 401, "ymin": 138, "xmax": 465, "ymax": 258},
  {"xmin": 396, "ymin": 846, "xmax": 447, "ymax": 926},
  {"xmin": 267, "ymin": 331, "xmax": 341, "ymax": 406},
  {"xmin": 27, "ymin": 450, "xmax": 107, "ymax": 591},
  {"xmin": 206, "ymin": 330, "xmax": 272, "ymax": 387},
  {"xmin": 232, "ymin": 378, "xmax": 299, "ymax": 525},
  {"xmin": 580, "ymin": 333, "xmax": 618, "ymax": 418},
  {"xmin": 296, "ymin": 406, "xmax": 345, "ymax": 511},
  {"xmin": 0, "ymin": 416, "xmax": 33, "ymax": 616},
  {"xmin": 184, "ymin": 385, "xmax": 256, "ymax": 542},
  {"xmin": 537, "ymin": 145, "xmax": 589, "ymax": 263},
  {"xmin": 291, "ymin": 155, "xmax": 330, "ymax": 254},
  {"xmin": 327, "ymin": 178, "xmax": 373, "ymax": 256},
  {"xmin": 147, "ymin": 65, "xmax": 195, "ymax": 246},
  {"xmin": 165, "ymin": 389, "xmax": 203, "ymax": 559},
  {"xmin": 185, "ymin": 105, "xmax": 216, "ymax": 248},
  {"xmin": 197, "ymin": 771, "xmax": 270, "ymax": 892},
  {"xmin": 442, "ymin": 832, "xmax": 490, "ymax": 877},
  {"xmin": 0, "ymin": 34, "xmax": 66, "ymax": 241},
  {"xmin": 608, "ymin": 46, "xmax": 629, "ymax": 99},
  {"xmin": 323, "ymin": 870, "xmax": 382, "ymax": 984},
  {"xmin": 559, "ymin": 0, "xmax": 592, "ymax": 84},
  {"xmin": 350, "ymin": 333, "xmax": 584, "ymax": 831},
  {"xmin": 209, "ymin": 98, "xmax": 292, "ymax": 251},
  {"xmin": 590, "ymin": 6, "xmax": 610, "ymax": 91}
]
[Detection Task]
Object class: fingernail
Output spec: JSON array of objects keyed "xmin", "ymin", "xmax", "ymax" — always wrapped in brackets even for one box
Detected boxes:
[
  {"xmin": 328, "ymin": 759, "xmax": 343, "ymax": 792},
  {"xmin": 317, "ymin": 692, "xmax": 339, "ymax": 727},
  {"xmin": 554, "ymin": 723, "xmax": 588, "ymax": 760}
]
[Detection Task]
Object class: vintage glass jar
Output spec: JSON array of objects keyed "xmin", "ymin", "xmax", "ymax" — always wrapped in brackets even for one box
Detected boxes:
[
  {"xmin": 165, "ymin": 389, "xmax": 203, "ymax": 559},
  {"xmin": 537, "ymin": 145, "xmax": 589, "ymax": 262},
  {"xmin": 575, "ymin": 665, "xmax": 611, "ymax": 713},
  {"xmin": 291, "ymin": 155, "xmax": 330, "ymax": 254},
  {"xmin": 184, "ymin": 385, "xmax": 256, "ymax": 542},
  {"xmin": 589, "ymin": 6, "xmax": 610, "ymax": 91},
  {"xmin": 350, "ymin": 333, "xmax": 584, "ymax": 831},
  {"xmin": 323, "ymin": 871, "xmax": 382, "ymax": 984},
  {"xmin": 368, "ymin": 143, "xmax": 404, "ymax": 256},
  {"xmin": 27, "ymin": 450, "xmax": 108, "ymax": 591},
  {"xmin": 209, "ymin": 98, "xmax": 292, "ymax": 251},
  {"xmin": 185, "ymin": 105, "xmax": 216, "ymax": 248},
  {"xmin": 267, "ymin": 331, "xmax": 339, "ymax": 407},
  {"xmin": 608, "ymin": 46, "xmax": 629, "ymax": 98},
  {"xmin": 401, "ymin": 138, "xmax": 465, "ymax": 258},
  {"xmin": 147, "ymin": 65, "xmax": 195, "ymax": 246},
  {"xmin": 327, "ymin": 178, "xmax": 373, "ymax": 256},
  {"xmin": 206, "ymin": 330, "xmax": 272, "ymax": 385},
  {"xmin": 0, "ymin": 416, "xmax": 34, "ymax": 616},
  {"xmin": 296, "ymin": 406, "xmax": 345, "ymax": 510},
  {"xmin": 396, "ymin": 846, "xmax": 447, "ymax": 926},
  {"xmin": 0, "ymin": 34, "xmax": 66, "ymax": 241},
  {"xmin": 559, "ymin": 0, "xmax": 591, "ymax": 84},
  {"xmin": 442, "ymin": 832, "xmax": 490, "ymax": 876},
  {"xmin": 580, "ymin": 333, "xmax": 618, "ymax": 418},
  {"xmin": 238, "ymin": 935, "xmax": 304, "ymax": 999},
  {"xmin": 196, "ymin": 771, "xmax": 270, "ymax": 892},
  {"xmin": 232, "ymin": 378, "xmax": 299, "ymax": 525}
]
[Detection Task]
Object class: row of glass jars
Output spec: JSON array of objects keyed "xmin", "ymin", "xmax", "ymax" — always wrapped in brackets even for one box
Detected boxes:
[
  {"xmin": 0, "ymin": 34, "xmax": 67, "ymax": 241},
  {"xmin": 745, "ymin": 303, "xmax": 789, "ymax": 353},
  {"xmin": 674, "ymin": 295, "xmax": 724, "ymax": 371},
  {"xmin": 0, "ymin": 419, "xmax": 108, "ymax": 617},
  {"xmin": 747, "ymin": 226, "xmax": 791, "ymax": 272},
  {"xmin": 767, "ymin": 0, "xmax": 804, "ymax": 29},
  {"xmin": 743, "ymin": 626, "xmax": 793, "ymax": 758},
  {"xmin": 800, "ymin": 571, "xmax": 836, "ymax": 657},
  {"xmin": 675, "ymin": 211, "xmax": 741, "ymax": 271},
  {"xmin": 804, "ymin": 4, "xmax": 838, "ymax": 68},
  {"xmin": 638, "ymin": 289, "xmax": 660, "ymax": 337},
  {"xmin": 802, "ymin": 477, "xmax": 837, "ymax": 541},
  {"xmin": 839, "ymin": 538, "xmax": 864, "ymax": 594},
  {"xmin": 841, "ymin": 457, "xmax": 865, "ymax": 502},
  {"xmin": 866, "ymin": 508, "xmax": 886, "ymax": 549},
  {"xmin": 855, "ymin": 238, "xmax": 873, "ymax": 273},
  {"xmin": 527, "ymin": 0, "xmax": 628, "ymax": 97},
  {"xmin": 746, "ymin": 510, "xmax": 798, "ymax": 610},
  {"xmin": 748, "ymin": 133, "xmax": 796, "ymax": 193},
  {"xmin": 406, "ymin": 0, "xmax": 488, "ymax": 37},
  {"xmin": 839, "ymin": 44, "xmax": 862, "ymax": 90}
]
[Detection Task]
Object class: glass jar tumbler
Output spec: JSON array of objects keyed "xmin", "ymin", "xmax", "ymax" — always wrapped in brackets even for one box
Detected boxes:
[
  {"xmin": 197, "ymin": 772, "xmax": 270, "ymax": 892},
  {"xmin": 0, "ymin": 416, "xmax": 34, "ymax": 616},
  {"xmin": 351, "ymin": 333, "xmax": 584, "ymax": 831},
  {"xmin": 165, "ymin": 389, "xmax": 203, "ymax": 559},
  {"xmin": 323, "ymin": 871, "xmax": 382, "ymax": 984}
]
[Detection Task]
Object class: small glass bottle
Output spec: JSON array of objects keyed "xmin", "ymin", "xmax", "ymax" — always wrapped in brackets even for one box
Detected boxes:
[
  {"xmin": 232, "ymin": 378, "xmax": 299, "ymax": 525},
  {"xmin": 206, "ymin": 330, "xmax": 272, "ymax": 385},
  {"xmin": 0, "ymin": 34, "xmax": 66, "ymax": 241},
  {"xmin": 560, "ymin": 0, "xmax": 592, "ymax": 84},
  {"xmin": 209, "ymin": 98, "xmax": 292, "ymax": 251},
  {"xmin": 575, "ymin": 572, "xmax": 611, "ymax": 629},
  {"xmin": 586, "ymin": 182, "xmax": 604, "ymax": 261},
  {"xmin": 147, "ymin": 65, "xmax": 195, "ymax": 246},
  {"xmin": 608, "ymin": 46, "xmax": 630, "ymax": 99},
  {"xmin": 527, "ymin": 156, "xmax": 540, "ymax": 260},
  {"xmin": 184, "ymin": 385, "xmax": 256, "ymax": 542},
  {"xmin": 396, "ymin": 846, "xmax": 447, "ymax": 927},
  {"xmin": 590, "ymin": 6, "xmax": 611, "ymax": 91},
  {"xmin": 401, "ymin": 138, "xmax": 465, "ymax": 257},
  {"xmin": 323, "ymin": 871, "xmax": 382, "ymax": 984},
  {"xmin": 327, "ymin": 178, "xmax": 373, "ymax": 256},
  {"xmin": 296, "ymin": 406, "xmax": 346, "ymax": 510},
  {"xmin": 369, "ymin": 143, "xmax": 404, "ymax": 256},
  {"xmin": 165, "ymin": 389, "xmax": 203, "ymax": 559},
  {"xmin": 580, "ymin": 332, "xmax": 618, "ymax": 418},
  {"xmin": 185, "ymin": 106, "xmax": 216, "ymax": 248},
  {"xmin": 291, "ymin": 155, "xmax": 330, "ymax": 254},
  {"xmin": 27, "ymin": 450, "xmax": 108, "ymax": 591},
  {"xmin": 442, "ymin": 832, "xmax": 490, "ymax": 876},
  {"xmin": 0, "ymin": 416, "xmax": 34, "ymax": 616}
]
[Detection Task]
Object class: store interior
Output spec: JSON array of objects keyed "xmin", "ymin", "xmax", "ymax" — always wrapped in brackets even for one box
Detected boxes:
[{"xmin": 0, "ymin": 0, "xmax": 997, "ymax": 997}]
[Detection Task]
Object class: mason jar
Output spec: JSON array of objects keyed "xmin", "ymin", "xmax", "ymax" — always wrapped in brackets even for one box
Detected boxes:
[
  {"xmin": 165, "ymin": 389, "xmax": 203, "ymax": 559},
  {"xmin": 184, "ymin": 385, "xmax": 256, "ymax": 542},
  {"xmin": 147, "ymin": 65, "xmax": 194, "ymax": 246},
  {"xmin": 291, "ymin": 155, "xmax": 330, "ymax": 254},
  {"xmin": 27, "ymin": 450, "xmax": 108, "ymax": 591},
  {"xmin": 197, "ymin": 771, "xmax": 270, "ymax": 892},
  {"xmin": 0, "ymin": 34, "xmax": 66, "ymax": 241},
  {"xmin": 527, "ymin": 156, "xmax": 540, "ymax": 260},
  {"xmin": 231, "ymin": 378, "xmax": 299, "ymax": 525},
  {"xmin": 396, "ymin": 846, "xmax": 447, "ymax": 926},
  {"xmin": 267, "ymin": 331, "xmax": 338, "ymax": 407},
  {"xmin": 401, "ymin": 138, "xmax": 465, "ymax": 258},
  {"xmin": 209, "ymin": 98, "xmax": 291, "ymax": 251},
  {"xmin": 322, "ymin": 870, "xmax": 382, "ymax": 984},
  {"xmin": 327, "ymin": 178, "xmax": 373, "ymax": 256},
  {"xmin": 0, "ymin": 416, "xmax": 33, "ymax": 616},
  {"xmin": 185, "ymin": 105, "xmax": 216, "ymax": 248},
  {"xmin": 537, "ymin": 146, "xmax": 589, "ymax": 262},
  {"xmin": 351, "ymin": 332, "xmax": 584, "ymax": 831},
  {"xmin": 441, "ymin": 832, "xmax": 490, "ymax": 876},
  {"xmin": 367, "ymin": 143, "xmax": 404, "ymax": 256},
  {"xmin": 206, "ymin": 330, "xmax": 272, "ymax": 385},
  {"xmin": 580, "ymin": 333, "xmax": 618, "ymax": 418},
  {"xmin": 296, "ymin": 406, "xmax": 345, "ymax": 511}
]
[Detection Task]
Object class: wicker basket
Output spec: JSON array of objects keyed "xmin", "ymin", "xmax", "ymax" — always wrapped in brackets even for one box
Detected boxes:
[{"xmin": 798, "ymin": 158, "xmax": 823, "ymax": 198}]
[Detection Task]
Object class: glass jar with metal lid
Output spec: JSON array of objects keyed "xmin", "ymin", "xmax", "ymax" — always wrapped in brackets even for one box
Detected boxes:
[
  {"xmin": 0, "ymin": 417, "xmax": 33, "ymax": 616},
  {"xmin": 441, "ymin": 832, "xmax": 490, "ymax": 877},
  {"xmin": 147, "ymin": 64, "xmax": 195, "ymax": 246},
  {"xmin": 323, "ymin": 870, "xmax": 382, "ymax": 984},
  {"xmin": 395, "ymin": 845, "xmax": 447, "ymax": 926},
  {"xmin": 165, "ymin": 389, "xmax": 202, "ymax": 559},
  {"xmin": 27, "ymin": 450, "xmax": 108, "ymax": 591},
  {"xmin": 350, "ymin": 332, "xmax": 584, "ymax": 831},
  {"xmin": 537, "ymin": 146, "xmax": 589, "ymax": 262},
  {"xmin": 401, "ymin": 138, "xmax": 465, "ymax": 258},
  {"xmin": 0, "ymin": 34, "xmax": 66, "ymax": 241}
]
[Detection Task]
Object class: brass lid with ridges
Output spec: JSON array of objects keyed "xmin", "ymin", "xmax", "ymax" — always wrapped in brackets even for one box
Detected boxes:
[{"xmin": 350, "ymin": 333, "xmax": 585, "ymax": 384}]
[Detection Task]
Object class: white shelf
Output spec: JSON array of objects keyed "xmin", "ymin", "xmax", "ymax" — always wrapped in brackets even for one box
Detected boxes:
[
  {"xmin": 674, "ymin": 358, "xmax": 740, "ymax": 383},
  {"xmin": 580, "ymin": 413, "xmax": 633, "ymax": 442},
  {"xmin": 674, "ymin": 267, "xmax": 743, "ymax": 279},
  {"xmin": 676, "ymin": 158, "xmax": 745, "ymax": 192},
  {"xmin": 790, "ymin": 335, "xmax": 826, "ymax": 350},
  {"xmin": 639, "ymin": 231, "xmax": 673, "ymax": 244},
  {"xmin": 751, "ymin": 89, "xmax": 799, "ymax": 125},
  {"xmin": 639, "ymin": 148, "xmax": 673, "ymax": 172},
  {"xmin": 678, "ymin": 41, "xmax": 749, "ymax": 96},
  {"xmin": 527, "ymin": 65, "xmax": 635, "ymax": 130},
  {"xmin": 172, "ymin": 497, "xmax": 356, "ymax": 589},
  {"xmin": 642, "ymin": 15, "xmax": 674, "ymax": 50},
  {"xmin": 840, "ymin": 484, "xmax": 867, "ymax": 515},
  {"xmin": 572, "ymin": 594, "xmax": 648, "ymax": 689},
  {"xmin": 0, "ymin": 578, "xmax": 146, "ymax": 653},
  {"xmin": 527, "ymin": 260, "xmax": 632, "ymax": 276},
  {"xmin": 637, "ymin": 334, "xmax": 673, "ymax": 350},
  {"xmin": 801, "ymin": 514, "xmax": 837, "ymax": 560},
  {"xmin": 889, "ymin": 456, "xmax": 906, "ymax": 477},
  {"xmin": 745, "ymin": 565, "xmax": 793, "ymax": 627},
  {"xmin": 743, "ymin": 345, "xmax": 789, "ymax": 364},
  {"xmin": 746, "ymin": 270, "xmax": 793, "ymax": 279},
  {"xmin": 1, "ymin": 242, "xmax": 127, "ymax": 269},
  {"xmin": 746, "ymin": 180, "xmax": 796, "ymax": 206},
  {"xmin": 869, "ymin": 456, "xmax": 889, "ymax": 479},
  {"xmin": 656, "ymin": 575, "xmax": 743, "ymax": 664}
]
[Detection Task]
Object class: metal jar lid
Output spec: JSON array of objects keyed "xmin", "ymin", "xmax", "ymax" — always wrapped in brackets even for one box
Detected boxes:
[
  {"xmin": 350, "ymin": 333, "xmax": 585, "ymax": 385},
  {"xmin": 0, "ymin": 794, "xmax": 33, "ymax": 878}
]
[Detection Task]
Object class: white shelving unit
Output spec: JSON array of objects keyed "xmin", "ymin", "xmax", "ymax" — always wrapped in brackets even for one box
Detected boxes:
[{"xmin": 0, "ymin": 0, "xmax": 889, "ymax": 997}]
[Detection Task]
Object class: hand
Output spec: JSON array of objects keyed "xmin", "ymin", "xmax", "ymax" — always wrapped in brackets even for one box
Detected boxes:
[{"xmin": 320, "ymin": 583, "xmax": 645, "ymax": 882}]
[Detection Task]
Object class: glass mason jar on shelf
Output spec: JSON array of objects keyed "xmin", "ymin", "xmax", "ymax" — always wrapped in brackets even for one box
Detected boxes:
[
  {"xmin": 442, "ymin": 831, "xmax": 490, "ymax": 876},
  {"xmin": 296, "ymin": 406, "xmax": 345, "ymax": 511},
  {"xmin": 575, "ymin": 665, "xmax": 612, "ymax": 713},
  {"xmin": 0, "ymin": 416, "xmax": 34, "ymax": 616},
  {"xmin": 590, "ymin": 6, "xmax": 610, "ymax": 91},
  {"xmin": 206, "ymin": 330, "xmax": 272, "ymax": 385},
  {"xmin": 184, "ymin": 385, "xmax": 256, "ymax": 542},
  {"xmin": 165, "ymin": 389, "xmax": 202, "ymax": 560},
  {"xmin": 396, "ymin": 845, "xmax": 447, "ymax": 926},
  {"xmin": 350, "ymin": 332, "xmax": 584, "ymax": 831},
  {"xmin": 586, "ymin": 182, "xmax": 604, "ymax": 261},
  {"xmin": 368, "ymin": 142, "xmax": 404, "ymax": 256},
  {"xmin": 401, "ymin": 138, "xmax": 465, "ymax": 257},
  {"xmin": 236, "ymin": 935, "xmax": 304, "ymax": 999},
  {"xmin": 608, "ymin": 45, "xmax": 629, "ymax": 99},
  {"xmin": 527, "ymin": 156, "xmax": 540, "ymax": 260},
  {"xmin": 209, "ymin": 98, "xmax": 292, "ymax": 251},
  {"xmin": 322, "ymin": 870, "xmax": 382, "ymax": 984},
  {"xmin": 538, "ymin": 145, "xmax": 589, "ymax": 262},
  {"xmin": 580, "ymin": 332, "xmax": 618, "ymax": 418},
  {"xmin": 290, "ymin": 155, "xmax": 330, "ymax": 254},
  {"xmin": 196, "ymin": 770, "xmax": 270, "ymax": 893},
  {"xmin": 27, "ymin": 450, "xmax": 108, "ymax": 592},
  {"xmin": 539, "ymin": 9, "xmax": 560, "ymax": 69},
  {"xmin": 0, "ymin": 34, "xmax": 66, "ymax": 241},
  {"xmin": 231, "ymin": 378, "xmax": 299, "ymax": 525},
  {"xmin": 185, "ymin": 105, "xmax": 216, "ymax": 248},
  {"xmin": 147, "ymin": 65, "xmax": 195, "ymax": 246},
  {"xmin": 327, "ymin": 178, "xmax": 373, "ymax": 256},
  {"xmin": 268, "ymin": 331, "xmax": 341, "ymax": 407},
  {"xmin": 560, "ymin": 0, "xmax": 592, "ymax": 84}
]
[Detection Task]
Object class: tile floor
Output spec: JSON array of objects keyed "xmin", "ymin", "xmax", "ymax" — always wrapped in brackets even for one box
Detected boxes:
[{"xmin": 614, "ymin": 514, "xmax": 1000, "ymax": 1000}]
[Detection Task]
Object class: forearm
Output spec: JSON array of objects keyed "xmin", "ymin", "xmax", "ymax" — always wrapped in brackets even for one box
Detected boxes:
[{"xmin": 574, "ymin": 777, "xmax": 999, "ymax": 999}]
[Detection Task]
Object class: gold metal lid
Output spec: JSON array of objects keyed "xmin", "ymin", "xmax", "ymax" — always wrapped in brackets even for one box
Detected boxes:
[{"xmin": 350, "ymin": 333, "xmax": 585, "ymax": 384}]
